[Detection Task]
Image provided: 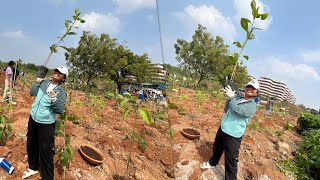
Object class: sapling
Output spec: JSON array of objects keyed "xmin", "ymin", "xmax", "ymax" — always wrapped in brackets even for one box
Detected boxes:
[
  {"xmin": 228, "ymin": 0, "xmax": 269, "ymax": 83},
  {"xmin": 37, "ymin": 8, "xmax": 85, "ymax": 79},
  {"xmin": 0, "ymin": 114, "xmax": 13, "ymax": 146},
  {"xmin": 120, "ymin": 92, "xmax": 152, "ymax": 175}
]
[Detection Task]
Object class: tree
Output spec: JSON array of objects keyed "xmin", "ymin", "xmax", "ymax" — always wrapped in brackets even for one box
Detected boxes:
[
  {"xmin": 174, "ymin": 24, "xmax": 249, "ymax": 88},
  {"xmin": 66, "ymin": 31, "xmax": 154, "ymax": 91},
  {"xmin": 66, "ymin": 31, "xmax": 116, "ymax": 86}
]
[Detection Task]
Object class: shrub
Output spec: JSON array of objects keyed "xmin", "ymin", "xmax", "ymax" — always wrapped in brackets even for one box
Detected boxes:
[
  {"xmin": 295, "ymin": 129, "xmax": 320, "ymax": 179},
  {"xmin": 297, "ymin": 113, "xmax": 320, "ymax": 133},
  {"xmin": 277, "ymin": 129, "xmax": 320, "ymax": 180}
]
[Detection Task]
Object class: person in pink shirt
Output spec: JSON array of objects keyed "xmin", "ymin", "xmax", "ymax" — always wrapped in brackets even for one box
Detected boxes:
[{"xmin": 2, "ymin": 61, "xmax": 16, "ymax": 104}]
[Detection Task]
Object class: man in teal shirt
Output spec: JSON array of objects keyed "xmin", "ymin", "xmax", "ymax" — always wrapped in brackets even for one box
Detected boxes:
[{"xmin": 201, "ymin": 79, "xmax": 259, "ymax": 180}]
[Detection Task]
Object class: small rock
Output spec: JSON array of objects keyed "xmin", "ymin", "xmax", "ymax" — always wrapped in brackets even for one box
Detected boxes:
[
  {"xmin": 145, "ymin": 151, "xmax": 155, "ymax": 161},
  {"xmin": 7, "ymin": 153, "xmax": 12, "ymax": 159},
  {"xmin": 23, "ymin": 155, "xmax": 28, "ymax": 163},
  {"xmin": 181, "ymin": 160, "xmax": 189, "ymax": 165},
  {"xmin": 6, "ymin": 141, "xmax": 13, "ymax": 147},
  {"xmin": 276, "ymin": 142, "xmax": 290, "ymax": 152},
  {"xmin": 76, "ymin": 172, "xmax": 81, "ymax": 178},
  {"xmin": 281, "ymin": 151, "xmax": 288, "ymax": 157},
  {"xmin": 114, "ymin": 124, "xmax": 121, "ymax": 131},
  {"xmin": 174, "ymin": 170, "xmax": 185, "ymax": 177},
  {"xmin": 2, "ymin": 148, "xmax": 12, "ymax": 157},
  {"xmin": 258, "ymin": 174, "xmax": 271, "ymax": 180}
]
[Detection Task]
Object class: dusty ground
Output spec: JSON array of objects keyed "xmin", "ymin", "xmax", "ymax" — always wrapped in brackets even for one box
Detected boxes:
[{"xmin": 0, "ymin": 80, "xmax": 300, "ymax": 180}]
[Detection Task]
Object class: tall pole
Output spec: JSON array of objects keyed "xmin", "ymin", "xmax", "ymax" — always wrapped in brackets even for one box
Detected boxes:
[{"xmin": 156, "ymin": 0, "xmax": 165, "ymax": 65}]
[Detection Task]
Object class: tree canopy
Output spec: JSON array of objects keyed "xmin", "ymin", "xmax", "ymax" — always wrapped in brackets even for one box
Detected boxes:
[
  {"xmin": 174, "ymin": 24, "xmax": 249, "ymax": 88},
  {"xmin": 65, "ymin": 31, "xmax": 154, "ymax": 91}
]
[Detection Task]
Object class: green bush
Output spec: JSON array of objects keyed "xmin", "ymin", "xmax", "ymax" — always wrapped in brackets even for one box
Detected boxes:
[
  {"xmin": 297, "ymin": 113, "xmax": 320, "ymax": 133},
  {"xmin": 295, "ymin": 129, "xmax": 320, "ymax": 179},
  {"xmin": 277, "ymin": 129, "xmax": 320, "ymax": 179}
]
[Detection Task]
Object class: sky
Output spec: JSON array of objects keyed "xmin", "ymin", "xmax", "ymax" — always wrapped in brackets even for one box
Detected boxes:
[{"xmin": 1, "ymin": 0, "xmax": 319, "ymax": 109}]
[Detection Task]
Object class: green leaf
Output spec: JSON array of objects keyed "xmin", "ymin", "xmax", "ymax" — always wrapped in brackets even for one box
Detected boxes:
[
  {"xmin": 120, "ymin": 99, "xmax": 129, "ymax": 108},
  {"xmin": 260, "ymin": 13, "xmax": 269, "ymax": 20},
  {"xmin": 169, "ymin": 127, "xmax": 175, "ymax": 139},
  {"xmin": 59, "ymin": 149, "xmax": 69, "ymax": 167},
  {"xmin": 248, "ymin": 33, "xmax": 255, "ymax": 40},
  {"xmin": 233, "ymin": 41, "xmax": 242, "ymax": 48},
  {"xmin": 7, "ymin": 125, "xmax": 12, "ymax": 132},
  {"xmin": 55, "ymin": 130, "xmax": 65, "ymax": 137},
  {"xmin": 106, "ymin": 92, "xmax": 115, "ymax": 97},
  {"xmin": 80, "ymin": 19, "xmax": 85, "ymax": 23},
  {"xmin": 50, "ymin": 44, "xmax": 57, "ymax": 53},
  {"xmin": 240, "ymin": 18, "xmax": 251, "ymax": 32},
  {"xmin": 251, "ymin": 0, "xmax": 257, "ymax": 11},
  {"xmin": 0, "ymin": 115, "xmax": 4, "ymax": 124},
  {"xmin": 65, "ymin": 134, "xmax": 71, "ymax": 145},
  {"xmin": 138, "ymin": 108, "xmax": 152, "ymax": 124},
  {"xmin": 67, "ymin": 32, "xmax": 77, "ymax": 35},
  {"xmin": 123, "ymin": 92, "xmax": 131, "ymax": 98},
  {"xmin": 65, "ymin": 20, "xmax": 72, "ymax": 29},
  {"xmin": 66, "ymin": 144, "xmax": 74, "ymax": 159},
  {"xmin": 243, "ymin": 55, "xmax": 249, "ymax": 60},
  {"xmin": 122, "ymin": 108, "xmax": 130, "ymax": 121},
  {"xmin": 229, "ymin": 52, "xmax": 239, "ymax": 64},
  {"xmin": 59, "ymin": 46, "xmax": 72, "ymax": 52},
  {"xmin": 75, "ymin": 8, "xmax": 80, "ymax": 16}
]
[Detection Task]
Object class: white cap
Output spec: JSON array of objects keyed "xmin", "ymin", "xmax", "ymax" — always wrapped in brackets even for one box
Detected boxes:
[
  {"xmin": 246, "ymin": 79, "xmax": 259, "ymax": 90},
  {"xmin": 53, "ymin": 66, "xmax": 69, "ymax": 77}
]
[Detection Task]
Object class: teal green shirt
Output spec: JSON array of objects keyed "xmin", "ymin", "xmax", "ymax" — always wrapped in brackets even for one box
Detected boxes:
[
  {"xmin": 30, "ymin": 80, "xmax": 66, "ymax": 124},
  {"xmin": 221, "ymin": 96, "xmax": 257, "ymax": 138}
]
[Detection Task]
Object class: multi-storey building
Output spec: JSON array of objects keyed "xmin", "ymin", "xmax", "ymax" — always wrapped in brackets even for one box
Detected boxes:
[
  {"xmin": 258, "ymin": 77, "xmax": 295, "ymax": 104},
  {"xmin": 151, "ymin": 63, "xmax": 166, "ymax": 83}
]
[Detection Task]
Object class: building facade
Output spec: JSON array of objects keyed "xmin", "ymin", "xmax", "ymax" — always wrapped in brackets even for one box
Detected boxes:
[
  {"xmin": 152, "ymin": 63, "xmax": 166, "ymax": 83},
  {"xmin": 258, "ymin": 77, "xmax": 295, "ymax": 104}
]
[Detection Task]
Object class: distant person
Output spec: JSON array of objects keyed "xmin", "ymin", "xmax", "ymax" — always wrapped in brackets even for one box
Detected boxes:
[
  {"xmin": 12, "ymin": 64, "xmax": 20, "ymax": 85},
  {"xmin": 2, "ymin": 61, "xmax": 16, "ymax": 104},
  {"xmin": 22, "ymin": 66, "xmax": 68, "ymax": 180},
  {"xmin": 138, "ymin": 89, "xmax": 144, "ymax": 101},
  {"xmin": 255, "ymin": 94, "xmax": 260, "ymax": 104},
  {"xmin": 265, "ymin": 99, "xmax": 273, "ymax": 116},
  {"xmin": 120, "ymin": 88, "xmax": 125, "ymax": 95},
  {"xmin": 201, "ymin": 79, "xmax": 260, "ymax": 180}
]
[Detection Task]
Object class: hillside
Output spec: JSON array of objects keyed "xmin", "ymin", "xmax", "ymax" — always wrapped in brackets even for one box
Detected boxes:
[{"xmin": 0, "ymin": 78, "xmax": 301, "ymax": 180}]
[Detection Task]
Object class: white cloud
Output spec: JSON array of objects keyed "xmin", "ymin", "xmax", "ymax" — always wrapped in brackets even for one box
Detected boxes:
[
  {"xmin": 112, "ymin": 0, "xmax": 155, "ymax": 14},
  {"xmin": 174, "ymin": 5, "xmax": 236, "ymax": 42},
  {"xmin": 0, "ymin": 31, "xmax": 26, "ymax": 39},
  {"xmin": 270, "ymin": 58, "xmax": 320, "ymax": 80},
  {"xmin": 300, "ymin": 49, "xmax": 320, "ymax": 63},
  {"xmin": 245, "ymin": 56, "xmax": 320, "ymax": 109},
  {"xmin": 247, "ymin": 56, "xmax": 320, "ymax": 81},
  {"xmin": 75, "ymin": 12, "xmax": 120, "ymax": 35},
  {"xmin": 233, "ymin": 0, "xmax": 272, "ymax": 30}
]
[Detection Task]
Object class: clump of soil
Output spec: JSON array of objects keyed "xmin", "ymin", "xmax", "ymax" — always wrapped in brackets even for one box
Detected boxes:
[{"xmin": 80, "ymin": 146, "xmax": 102, "ymax": 161}]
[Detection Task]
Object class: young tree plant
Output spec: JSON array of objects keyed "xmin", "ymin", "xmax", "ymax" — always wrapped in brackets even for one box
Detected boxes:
[
  {"xmin": 120, "ymin": 92, "xmax": 152, "ymax": 175},
  {"xmin": 43, "ymin": 8, "xmax": 85, "ymax": 66},
  {"xmin": 229, "ymin": 0, "xmax": 269, "ymax": 81}
]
